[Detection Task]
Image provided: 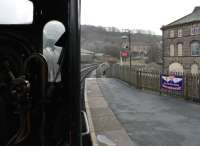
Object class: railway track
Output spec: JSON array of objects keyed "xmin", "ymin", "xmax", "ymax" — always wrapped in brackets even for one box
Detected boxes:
[
  {"xmin": 81, "ymin": 63, "xmax": 98, "ymax": 100},
  {"xmin": 81, "ymin": 64, "xmax": 98, "ymax": 82}
]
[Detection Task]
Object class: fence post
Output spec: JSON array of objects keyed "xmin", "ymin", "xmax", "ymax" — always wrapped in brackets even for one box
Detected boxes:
[
  {"xmin": 159, "ymin": 73, "xmax": 162, "ymax": 95},
  {"xmin": 198, "ymin": 75, "xmax": 200, "ymax": 102},
  {"xmin": 139, "ymin": 71, "xmax": 142, "ymax": 89},
  {"xmin": 184, "ymin": 74, "xmax": 189, "ymax": 100},
  {"xmin": 136, "ymin": 70, "xmax": 142, "ymax": 89},
  {"xmin": 128, "ymin": 67, "xmax": 130, "ymax": 83},
  {"xmin": 136, "ymin": 70, "xmax": 139, "ymax": 89}
]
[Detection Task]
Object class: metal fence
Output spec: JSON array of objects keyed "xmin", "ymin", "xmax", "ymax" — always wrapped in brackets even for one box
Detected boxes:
[{"xmin": 106, "ymin": 64, "xmax": 200, "ymax": 102}]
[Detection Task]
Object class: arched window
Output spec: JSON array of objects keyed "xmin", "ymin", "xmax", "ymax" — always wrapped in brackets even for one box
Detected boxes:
[
  {"xmin": 169, "ymin": 30, "xmax": 174, "ymax": 38},
  {"xmin": 43, "ymin": 20, "xmax": 65, "ymax": 82},
  {"xmin": 0, "ymin": 0, "xmax": 33, "ymax": 24},
  {"xmin": 169, "ymin": 62, "xmax": 183, "ymax": 73},
  {"xmin": 170, "ymin": 44, "xmax": 174, "ymax": 56},
  {"xmin": 178, "ymin": 29, "xmax": 182, "ymax": 37},
  {"xmin": 191, "ymin": 41, "xmax": 200, "ymax": 56},
  {"xmin": 191, "ymin": 64, "xmax": 198, "ymax": 74},
  {"xmin": 177, "ymin": 43, "xmax": 183, "ymax": 56}
]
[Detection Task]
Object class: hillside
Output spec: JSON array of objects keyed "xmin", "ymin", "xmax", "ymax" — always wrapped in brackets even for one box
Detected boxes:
[{"xmin": 81, "ymin": 25, "xmax": 162, "ymax": 63}]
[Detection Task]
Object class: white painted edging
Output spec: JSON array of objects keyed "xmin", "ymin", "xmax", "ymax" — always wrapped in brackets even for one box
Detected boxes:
[{"xmin": 84, "ymin": 78, "xmax": 99, "ymax": 146}]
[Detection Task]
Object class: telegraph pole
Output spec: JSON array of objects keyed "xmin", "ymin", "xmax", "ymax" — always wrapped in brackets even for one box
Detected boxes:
[{"xmin": 128, "ymin": 31, "xmax": 132, "ymax": 69}]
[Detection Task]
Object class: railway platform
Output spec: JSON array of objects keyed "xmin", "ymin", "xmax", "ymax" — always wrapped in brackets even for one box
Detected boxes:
[
  {"xmin": 85, "ymin": 78, "xmax": 200, "ymax": 146},
  {"xmin": 85, "ymin": 78, "xmax": 135, "ymax": 146}
]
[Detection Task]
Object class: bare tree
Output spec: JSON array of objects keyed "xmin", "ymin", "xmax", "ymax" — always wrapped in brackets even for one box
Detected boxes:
[{"xmin": 146, "ymin": 44, "xmax": 161, "ymax": 63}]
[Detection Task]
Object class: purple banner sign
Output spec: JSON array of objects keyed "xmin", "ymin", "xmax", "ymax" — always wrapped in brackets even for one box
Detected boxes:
[{"xmin": 160, "ymin": 74, "xmax": 184, "ymax": 91}]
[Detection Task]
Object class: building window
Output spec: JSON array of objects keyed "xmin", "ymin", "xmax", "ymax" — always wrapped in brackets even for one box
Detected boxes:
[
  {"xmin": 0, "ymin": 0, "xmax": 33, "ymax": 24},
  {"xmin": 177, "ymin": 43, "xmax": 183, "ymax": 56},
  {"xmin": 178, "ymin": 29, "xmax": 182, "ymax": 37},
  {"xmin": 43, "ymin": 20, "xmax": 65, "ymax": 82},
  {"xmin": 170, "ymin": 44, "xmax": 174, "ymax": 56},
  {"xmin": 170, "ymin": 30, "xmax": 174, "ymax": 38},
  {"xmin": 191, "ymin": 41, "xmax": 200, "ymax": 56},
  {"xmin": 191, "ymin": 64, "xmax": 198, "ymax": 74},
  {"xmin": 191, "ymin": 26, "xmax": 199, "ymax": 35}
]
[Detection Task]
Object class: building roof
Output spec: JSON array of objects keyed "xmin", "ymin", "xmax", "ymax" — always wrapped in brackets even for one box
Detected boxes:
[
  {"xmin": 162, "ymin": 7, "xmax": 200, "ymax": 29},
  {"xmin": 95, "ymin": 53, "xmax": 104, "ymax": 57},
  {"xmin": 81, "ymin": 48, "xmax": 95, "ymax": 54}
]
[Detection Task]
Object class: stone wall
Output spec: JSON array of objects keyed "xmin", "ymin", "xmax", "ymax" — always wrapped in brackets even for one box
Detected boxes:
[{"xmin": 162, "ymin": 22, "xmax": 200, "ymax": 73}]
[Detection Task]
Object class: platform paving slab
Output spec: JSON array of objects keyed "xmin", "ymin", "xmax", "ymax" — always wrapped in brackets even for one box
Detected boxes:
[{"xmin": 85, "ymin": 78, "xmax": 136, "ymax": 146}]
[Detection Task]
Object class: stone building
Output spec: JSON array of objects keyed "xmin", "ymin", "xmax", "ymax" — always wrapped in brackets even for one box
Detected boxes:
[{"xmin": 161, "ymin": 6, "xmax": 200, "ymax": 74}]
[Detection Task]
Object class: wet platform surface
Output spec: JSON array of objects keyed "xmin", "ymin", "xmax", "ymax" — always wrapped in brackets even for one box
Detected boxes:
[
  {"xmin": 85, "ymin": 78, "xmax": 135, "ymax": 146},
  {"xmin": 85, "ymin": 78, "xmax": 200, "ymax": 146}
]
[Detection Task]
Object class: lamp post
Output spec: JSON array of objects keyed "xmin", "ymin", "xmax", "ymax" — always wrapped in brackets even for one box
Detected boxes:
[
  {"xmin": 121, "ymin": 35, "xmax": 128, "ymax": 65},
  {"xmin": 121, "ymin": 30, "xmax": 133, "ymax": 68}
]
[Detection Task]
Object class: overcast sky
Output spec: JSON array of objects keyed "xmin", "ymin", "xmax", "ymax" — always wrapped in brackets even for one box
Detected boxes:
[{"xmin": 81, "ymin": 0, "xmax": 200, "ymax": 35}]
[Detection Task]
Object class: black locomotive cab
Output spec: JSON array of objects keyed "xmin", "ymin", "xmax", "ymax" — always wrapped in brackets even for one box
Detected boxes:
[{"xmin": 0, "ymin": 0, "xmax": 81, "ymax": 146}]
